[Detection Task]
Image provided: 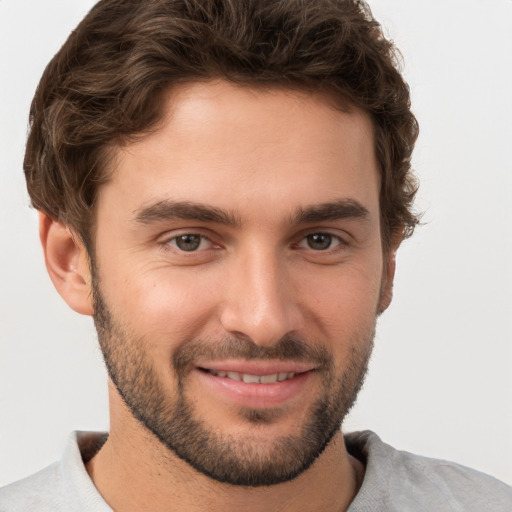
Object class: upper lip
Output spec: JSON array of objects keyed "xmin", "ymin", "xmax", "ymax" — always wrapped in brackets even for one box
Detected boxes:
[{"xmin": 196, "ymin": 360, "xmax": 317, "ymax": 375}]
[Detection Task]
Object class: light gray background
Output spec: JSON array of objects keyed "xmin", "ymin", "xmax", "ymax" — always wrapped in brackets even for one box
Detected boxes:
[{"xmin": 1, "ymin": 0, "xmax": 511, "ymax": 487}]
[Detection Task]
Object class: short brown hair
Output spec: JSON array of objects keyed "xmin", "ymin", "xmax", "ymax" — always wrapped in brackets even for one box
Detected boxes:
[{"xmin": 24, "ymin": 0, "xmax": 419, "ymax": 252}]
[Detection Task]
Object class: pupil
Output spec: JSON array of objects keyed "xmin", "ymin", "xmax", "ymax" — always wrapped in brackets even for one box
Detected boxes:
[
  {"xmin": 177, "ymin": 235, "xmax": 201, "ymax": 251},
  {"xmin": 307, "ymin": 233, "xmax": 331, "ymax": 250}
]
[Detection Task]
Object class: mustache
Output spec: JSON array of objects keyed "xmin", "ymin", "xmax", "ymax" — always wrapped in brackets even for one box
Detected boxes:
[{"xmin": 173, "ymin": 335, "xmax": 332, "ymax": 375}]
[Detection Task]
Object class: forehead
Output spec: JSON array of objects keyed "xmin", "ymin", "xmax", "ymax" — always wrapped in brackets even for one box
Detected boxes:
[{"xmin": 99, "ymin": 80, "xmax": 379, "ymax": 226}]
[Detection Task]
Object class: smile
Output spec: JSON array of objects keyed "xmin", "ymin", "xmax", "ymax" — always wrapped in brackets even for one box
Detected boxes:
[
  {"xmin": 195, "ymin": 364, "xmax": 314, "ymax": 408},
  {"xmin": 205, "ymin": 369, "xmax": 296, "ymax": 383}
]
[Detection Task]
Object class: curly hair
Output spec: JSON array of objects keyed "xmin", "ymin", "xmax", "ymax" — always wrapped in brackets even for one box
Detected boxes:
[{"xmin": 24, "ymin": 0, "xmax": 419, "ymax": 252}]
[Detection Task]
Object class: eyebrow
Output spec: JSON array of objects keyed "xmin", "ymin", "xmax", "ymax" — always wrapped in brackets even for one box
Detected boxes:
[
  {"xmin": 133, "ymin": 200, "xmax": 241, "ymax": 227},
  {"xmin": 133, "ymin": 198, "xmax": 370, "ymax": 227},
  {"xmin": 294, "ymin": 199, "xmax": 370, "ymax": 224}
]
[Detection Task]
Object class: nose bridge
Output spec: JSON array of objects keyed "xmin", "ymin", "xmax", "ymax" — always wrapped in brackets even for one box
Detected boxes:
[{"xmin": 220, "ymin": 245, "xmax": 302, "ymax": 346}]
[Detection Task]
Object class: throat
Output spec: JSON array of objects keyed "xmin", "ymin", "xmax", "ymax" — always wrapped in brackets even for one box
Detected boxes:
[{"xmin": 85, "ymin": 422, "xmax": 362, "ymax": 512}]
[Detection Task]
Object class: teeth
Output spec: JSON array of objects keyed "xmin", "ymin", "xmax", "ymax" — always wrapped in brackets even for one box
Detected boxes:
[
  {"xmin": 242, "ymin": 374, "xmax": 260, "ymax": 383},
  {"xmin": 208, "ymin": 370, "xmax": 297, "ymax": 383}
]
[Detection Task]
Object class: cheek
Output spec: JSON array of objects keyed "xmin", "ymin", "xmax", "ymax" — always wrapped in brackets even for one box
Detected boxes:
[
  {"xmin": 300, "ymin": 257, "xmax": 383, "ymax": 343},
  {"xmin": 100, "ymin": 259, "xmax": 223, "ymax": 349}
]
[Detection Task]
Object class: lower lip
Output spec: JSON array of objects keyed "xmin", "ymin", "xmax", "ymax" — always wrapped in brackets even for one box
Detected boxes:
[{"xmin": 195, "ymin": 369, "xmax": 313, "ymax": 408}]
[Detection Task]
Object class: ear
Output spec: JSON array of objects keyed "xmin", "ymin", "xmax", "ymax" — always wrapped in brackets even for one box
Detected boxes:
[
  {"xmin": 378, "ymin": 229, "xmax": 403, "ymax": 315},
  {"xmin": 39, "ymin": 212, "xmax": 94, "ymax": 316}
]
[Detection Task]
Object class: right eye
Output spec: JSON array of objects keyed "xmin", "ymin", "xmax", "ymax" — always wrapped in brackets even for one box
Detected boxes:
[{"xmin": 166, "ymin": 234, "xmax": 213, "ymax": 252}]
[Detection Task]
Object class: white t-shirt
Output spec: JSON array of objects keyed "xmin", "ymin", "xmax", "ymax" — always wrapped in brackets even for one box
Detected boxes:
[{"xmin": 1, "ymin": 430, "xmax": 511, "ymax": 511}]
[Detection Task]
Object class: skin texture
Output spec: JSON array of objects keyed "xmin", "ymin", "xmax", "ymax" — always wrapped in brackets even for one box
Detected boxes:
[{"xmin": 41, "ymin": 80, "xmax": 399, "ymax": 512}]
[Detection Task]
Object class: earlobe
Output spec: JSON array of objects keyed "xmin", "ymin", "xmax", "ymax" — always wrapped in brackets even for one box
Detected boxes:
[{"xmin": 39, "ymin": 213, "xmax": 94, "ymax": 316}]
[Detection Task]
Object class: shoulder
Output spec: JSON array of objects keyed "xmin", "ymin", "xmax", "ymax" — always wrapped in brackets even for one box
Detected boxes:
[
  {"xmin": 345, "ymin": 430, "xmax": 512, "ymax": 512},
  {"xmin": 0, "ymin": 431, "xmax": 110, "ymax": 512},
  {"xmin": 0, "ymin": 462, "xmax": 71, "ymax": 512}
]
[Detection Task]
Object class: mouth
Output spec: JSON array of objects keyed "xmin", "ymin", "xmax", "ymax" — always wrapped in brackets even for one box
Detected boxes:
[
  {"xmin": 194, "ymin": 361, "xmax": 316, "ymax": 408},
  {"xmin": 202, "ymin": 369, "xmax": 298, "ymax": 384}
]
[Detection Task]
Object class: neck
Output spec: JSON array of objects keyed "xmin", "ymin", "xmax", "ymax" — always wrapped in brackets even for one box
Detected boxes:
[{"xmin": 86, "ymin": 388, "xmax": 364, "ymax": 512}]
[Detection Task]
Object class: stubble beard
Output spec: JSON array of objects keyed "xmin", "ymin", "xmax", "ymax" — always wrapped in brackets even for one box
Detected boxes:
[{"xmin": 91, "ymin": 276, "xmax": 374, "ymax": 487}]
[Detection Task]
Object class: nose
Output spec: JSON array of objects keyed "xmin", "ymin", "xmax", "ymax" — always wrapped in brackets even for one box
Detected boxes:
[{"xmin": 219, "ymin": 249, "xmax": 304, "ymax": 346}]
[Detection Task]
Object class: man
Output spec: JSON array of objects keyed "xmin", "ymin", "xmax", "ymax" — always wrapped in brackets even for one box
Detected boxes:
[{"xmin": 1, "ymin": 0, "xmax": 510, "ymax": 510}]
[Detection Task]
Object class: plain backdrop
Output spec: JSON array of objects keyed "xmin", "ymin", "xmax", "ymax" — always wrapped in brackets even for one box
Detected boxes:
[{"xmin": 1, "ymin": 0, "xmax": 511, "ymax": 487}]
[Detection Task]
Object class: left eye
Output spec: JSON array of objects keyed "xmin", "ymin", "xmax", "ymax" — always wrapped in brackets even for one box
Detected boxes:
[
  {"xmin": 167, "ymin": 234, "xmax": 211, "ymax": 252},
  {"xmin": 298, "ymin": 233, "xmax": 342, "ymax": 251}
]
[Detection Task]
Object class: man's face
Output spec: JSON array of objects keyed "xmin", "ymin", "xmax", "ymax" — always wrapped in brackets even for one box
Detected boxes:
[{"xmin": 90, "ymin": 81, "xmax": 389, "ymax": 486}]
